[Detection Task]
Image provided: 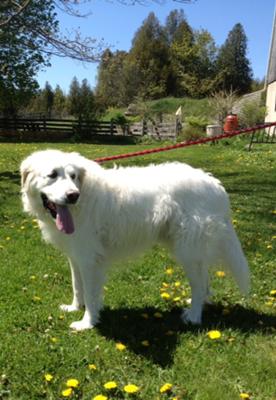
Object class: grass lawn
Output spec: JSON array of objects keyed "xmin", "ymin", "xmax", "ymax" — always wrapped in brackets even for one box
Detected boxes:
[{"xmin": 0, "ymin": 138, "xmax": 275, "ymax": 400}]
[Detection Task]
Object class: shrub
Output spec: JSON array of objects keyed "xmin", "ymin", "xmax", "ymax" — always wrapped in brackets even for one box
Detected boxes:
[{"xmin": 238, "ymin": 99, "xmax": 267, "ymax": 127}]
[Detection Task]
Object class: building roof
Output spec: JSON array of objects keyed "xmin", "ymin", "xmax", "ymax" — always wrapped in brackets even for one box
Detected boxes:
[{"xmin": 267, "ymin": 7, "xmax": 276, "ymax": 84}]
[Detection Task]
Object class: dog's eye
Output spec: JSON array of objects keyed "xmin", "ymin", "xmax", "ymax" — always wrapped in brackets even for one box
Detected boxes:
[
  {"xmin": 48, "ymin": 170, "xmax": 58, "ymax": 179},
  {"xmin": 70, "ymin": 173, "xmax": 76, "ymax": 180}
]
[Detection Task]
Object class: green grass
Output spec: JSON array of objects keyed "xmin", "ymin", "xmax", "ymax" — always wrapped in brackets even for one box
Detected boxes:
[{"xmin": 0, "ymin": 139, "xmax": 276, "ymax": 400}]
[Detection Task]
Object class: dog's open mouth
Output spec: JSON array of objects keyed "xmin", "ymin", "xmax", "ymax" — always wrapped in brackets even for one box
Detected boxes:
[{"xmin": 41, "ymin": 193, "xmax": 75, "ymax": 235}]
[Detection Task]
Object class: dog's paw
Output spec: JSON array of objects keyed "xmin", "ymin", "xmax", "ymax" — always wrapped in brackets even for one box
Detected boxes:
[
  {"xmin": 60, "ymin": 304, "xmax": 81, "ymax": 313},
  {"xmin": 70, "ymin": 319, "xmax": 94, "ymax": 331},
  {"xmin": 181, "ymin": 309, "xmax": 202, "ymax": 325}
]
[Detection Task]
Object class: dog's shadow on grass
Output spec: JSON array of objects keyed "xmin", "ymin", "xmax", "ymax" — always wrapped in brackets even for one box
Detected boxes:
[{"xmin": 98, "ymin": 303, "xmax": 276, "ymax": 367}]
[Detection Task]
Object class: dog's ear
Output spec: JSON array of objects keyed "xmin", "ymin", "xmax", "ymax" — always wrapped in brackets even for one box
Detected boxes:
[{"xmin": 20, "ymin": 159, "xmax": 32, "ymax": 190}]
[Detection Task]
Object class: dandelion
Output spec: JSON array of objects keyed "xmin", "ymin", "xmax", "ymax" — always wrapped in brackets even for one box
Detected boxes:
[
  {"xmin": 88, "ymin": 364, "xmax": 97, "ymax": 371},
  {"xmin": 44, "ymin": 373, "xmax": 53, "ymax": 382},
  {"xmin": 116, "ymin": 342, "xmax": 126, "ymax": 351},
  {"xmin": 161, "ymin": 292, "xmax": 170, "ymax": 300},
  {"xmin": 266, "ymin": 244, "xmax": 273, "ymax": 249},
  {"xmin": 160, "ymin": 383, "xmax": 173, "ymax": 393},
  {"xmin": 32, "ymin": 296, "xmax": 41, "ymax": 302},
  {"xmin": 124, "ymin": 384, "xmax": 140, "ymax": 394},
  {"xmin": 50, "ymin": 337, "xmax": 58, "ymax": 343},
  {"xmin": 270, "ymin": 290, "xmax": 276, "ymax": 297},
  {"xmin": 173, "ymin": 296, "xmax": 181, "ymax": 302},
  {"xmin": 207, "ymin": 330, "xmax": 222, "ymax": 340},
  {"xmin": 61, "ymin": 388, "xmax": 73, "ymax": 397},
  {"xmin": 141, "ymin": 340, "xmax": 150, "ymax": 347},
  {"xmin": 162, "ymin": 282, "xmax": 169, "ymax": 288},
  {"xmin": 240, "ymin": 393, "xmax": 250, "ymax": 399},
  {"xmin": 165, "ymin": 268, "xmax": 174, "ymax": 275},
  {"xmin": 93, "ymin": 395, "xmax": 108, "ymax": 400},
  {"xmin": 216, "ymin": 271, "xmax": 226, "ymax": 278},
  {"xmin": 174, "ymin": 281, "xmax": 181, "ymax": 287},
  {"xmin": 30, "ymin": 275, "xmax": 36, "ymax": 280},
  {"xmin": 66, "ymin": 378, "xmax": 79, "ymax": 388},
  {"xmin": 104, "ymin": 381, "xmax": 117, "ymax": 390}
]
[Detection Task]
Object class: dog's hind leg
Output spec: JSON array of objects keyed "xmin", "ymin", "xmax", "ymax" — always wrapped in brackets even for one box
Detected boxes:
[
  {"xmin": 174, "ymin": 244, "xmax": 209, "ymax": 325},
  {"xmin": 181, "ymin": 261, "xmax": 209, "ymax": 325},
  {"xmin": 70, "ymin": 260, "xmax": 106, "ymax": 331},
  {"xmin": 60, "ymin": 258, "xmax": 84, "ymax": 313}
]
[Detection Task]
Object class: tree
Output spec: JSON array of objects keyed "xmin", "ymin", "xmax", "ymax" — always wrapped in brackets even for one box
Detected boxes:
[
  {"xmin": 53, "ymin": 85, "xmax": 67, "ymax": 117},
  {"xmin": 43, "ymin": 82, "xmax": 55, "ymax": 118},
  {"xmin": 216, "ymin": 23, "xmax": 253, "ymax": 94},
  {"xmin": 68, "ymin": 77, "xmax": 95, "ymax": 119},
  {"xmin": 129, "ymin": 12, "xmax": 170, "ymax": 99},
  {"xmin": 0, "ymin": 1, "xmax": 196, "ymax": 62},
  {"xmin": 0, "ymin": 0, "xmax": 56, "ymax": 116}
]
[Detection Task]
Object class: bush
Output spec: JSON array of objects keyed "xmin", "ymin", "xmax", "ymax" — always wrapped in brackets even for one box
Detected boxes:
[{"xmin": 238, "ymin": 100, "xmax": 267, "ymax": 127}]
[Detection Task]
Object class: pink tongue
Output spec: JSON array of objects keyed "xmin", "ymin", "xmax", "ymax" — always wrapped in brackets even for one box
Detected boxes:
[{"xmin": 56, "ymin": 205, "xmax": 74, "ymax": 234}]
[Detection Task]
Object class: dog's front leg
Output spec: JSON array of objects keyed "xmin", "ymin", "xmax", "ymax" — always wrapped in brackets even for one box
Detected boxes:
[
  {"xmin": 60, "ymin": 258, "xmax": 84, "ymax": 313},
  {"xmin": 70, "ymin": 261, "xmax": 106, "ymax": 331}
]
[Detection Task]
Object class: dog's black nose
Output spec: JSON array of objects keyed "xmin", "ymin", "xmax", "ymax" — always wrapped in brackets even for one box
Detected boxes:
[{"xmin": 66, "ymin": 191, "xmax": 79, "ymax": 204}]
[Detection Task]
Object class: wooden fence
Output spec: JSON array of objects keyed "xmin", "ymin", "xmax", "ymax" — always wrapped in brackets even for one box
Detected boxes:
[{"xmin": 0, "ymin": 118, "xmax": 180, "ymax": 140}]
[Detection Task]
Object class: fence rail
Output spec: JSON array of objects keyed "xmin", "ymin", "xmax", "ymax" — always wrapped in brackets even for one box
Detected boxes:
[
  {"xmin": 248, "ymin": 123, "xmax": 276, "ymax": 150},
  {"xmin": 0, "ymin": 117, "xmax": 179, "ymax": 140}
]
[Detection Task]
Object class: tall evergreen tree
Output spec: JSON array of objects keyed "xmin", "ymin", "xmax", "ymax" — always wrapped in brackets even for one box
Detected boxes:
[
  {"xmin": 216, "ymin": 23, "xmax": 253, "ymax": 94},
  {"xmin": 129, "ymin": 12, "xmax": 170, "ymax": 99}
]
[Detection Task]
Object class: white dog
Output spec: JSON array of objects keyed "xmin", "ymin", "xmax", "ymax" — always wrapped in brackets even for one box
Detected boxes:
[{"xmin": 20, "ymin": 149, "xmax": 249, "ymax": 331}]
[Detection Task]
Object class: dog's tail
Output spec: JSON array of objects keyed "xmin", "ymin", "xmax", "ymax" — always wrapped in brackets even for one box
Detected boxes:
[{"xmin": 220, "ymin": 221, "xmax": 250, "ymax": 294}]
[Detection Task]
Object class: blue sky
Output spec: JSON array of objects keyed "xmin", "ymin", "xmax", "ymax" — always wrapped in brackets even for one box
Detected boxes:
[{"xmin": 37, "ymin": 0, "xmax": 276, "ymax": 92}]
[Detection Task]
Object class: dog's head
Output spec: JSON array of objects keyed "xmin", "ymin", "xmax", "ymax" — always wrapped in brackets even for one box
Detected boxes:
[{"xmin": 20, "ymin": 150, "xmax": 86, "ymax": 235}]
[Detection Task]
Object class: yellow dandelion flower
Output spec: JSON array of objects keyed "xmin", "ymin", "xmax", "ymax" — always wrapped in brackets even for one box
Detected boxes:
[
  {"xmin": 272, "ymin": 210, "xmax": 276, "ymax": 215},
  {"xmin": 61, "ymin": 388, "xmax": 73, "ymax": 397},
  {"xmin": 160, "ymin": 383, "xmax": 173, "ymax": 393},
  {"xmin": 240, "ymin": 393, "xmax": 250, "ymax": 399},
  {"xmin": 154, "ymin": 312, "xmax": 163, "ymax": 318},
  {"xmin": 174, "ymin": 281, "xmax": 181, "ymax": 287},
  {"xmin": 124, "ymin": 384, "xmax": 139, "ymax": 394},
  {"xmin": 32, "ymin": 296, "xmax": 41, "ymax": 302},
  {"xmin": 50, "ymin": 337, "xmax": 58, "ymax": 343},
  {"xmin": 93, "ymin": 395, "xmax": 108, "ymax": 400},
  {"xmin": 216, "ymin": 271, "xmax": 225, "ymax": 278},
  {"xmin": 161, "ymin": 292, "xmax": 170, "ymax": 300},
  {"xmin": 165, "ymin": 330, "xmax": 175, "ymax": 336},
  {"xmin": 207, "ymin": 330, "xmax": 222, "ymax": 340},
  {"xmin": 104, "ymin": 381, "xmax": 117, "ymax": 390},
  {"xmin": 116, "ymin": 342, "xmax": 126, "ymax": 351},
  {"xmin": 272, "ymin": 235, "xmax": 276, "ymax": 240},
  {"xmin": 270, "ymin": 290, "xmax": 276, "ymax": 297},
  {"xmin": 267, "ymin": 244, "xmax": 273, "ymax": 249},
  {"xmin": 173, "ymin": 296, "xmax": 181, "ymax": 302},
  {"xmin": 44, "ymin": 373, "xmax": 53, "ymax": 382},
  {"xmin": 30, "ymin": 275, "xmax": 36, "ymax": 280},
  {"xmin": 165, "ymin": 268, "xmax": 174, "ymax": 275},
  {"xmin": 141, "ymin": 340, "xmax": 150, "ymax": 347},
  {"xmin": 88, "ymin": 364, "xmax": 97, "ymax": 370},
  {"xmin": 162, "ymin": 282, "xmax": 169, "ymax": 288},
  {"xmin": 66, "ymin": 379, "xmax": 79, "ymax": 388},
  {"xmin": 265, "ymin": 301, "xmax": 273, "ymax": 307}
]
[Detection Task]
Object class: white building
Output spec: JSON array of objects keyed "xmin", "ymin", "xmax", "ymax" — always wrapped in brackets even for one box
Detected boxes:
[{"xmin": 265, "ymin": 6, "xmax": 276, "ymax": 122}]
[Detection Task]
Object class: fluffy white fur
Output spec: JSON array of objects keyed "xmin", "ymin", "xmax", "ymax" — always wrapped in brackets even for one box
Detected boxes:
[{"xmin": 20, "ymin": 149, "xmax": 250, "ymax": 331}]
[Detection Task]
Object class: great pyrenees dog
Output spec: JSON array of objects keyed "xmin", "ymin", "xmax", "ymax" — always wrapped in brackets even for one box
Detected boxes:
[{"xmin": 20, "ymin": 149, "xmax": 249, "ymax": 331}]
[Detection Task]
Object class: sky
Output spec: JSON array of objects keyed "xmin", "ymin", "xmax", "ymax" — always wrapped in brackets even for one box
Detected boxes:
[{"xmin": 36, "ymin": 0, "xmax": 276, "ymax": 93}]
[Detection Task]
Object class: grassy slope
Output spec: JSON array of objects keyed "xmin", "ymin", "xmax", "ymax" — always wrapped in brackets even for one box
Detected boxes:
[{"xmin": 0, "ymin": 139, "xmax": 275, "ymax": 400}]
